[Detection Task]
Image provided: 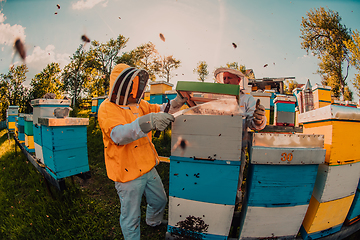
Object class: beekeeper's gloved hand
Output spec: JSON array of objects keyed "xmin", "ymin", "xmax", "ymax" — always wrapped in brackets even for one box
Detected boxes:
[
  {"xmin": 169, "ymin": 94, "xmax": 187, "ymax": 113},
  {"xmin": 138, "ymin": 112, "xmax": 175, "ymax": 133},
  {"xmin": 253, "ymin": 100, "xmax": 265, "ymax": 126}
]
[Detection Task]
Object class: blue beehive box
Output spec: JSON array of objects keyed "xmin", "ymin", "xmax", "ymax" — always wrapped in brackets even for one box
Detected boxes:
[
  {"xmin": 239, "ymin": 133, "xmax": 325, "ymax": 239},
  {"xmin": 38, "ymin": 117, "xmax": 90, "ymax": 180},
  {"xmin": 274, "ymin": 95, "xmax": 296, "ymax": 126}
]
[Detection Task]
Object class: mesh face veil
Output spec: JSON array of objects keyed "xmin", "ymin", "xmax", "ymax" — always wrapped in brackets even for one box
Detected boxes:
[
  {"xmin": 214, "ymin": 68, "xmax": 249, "ymax": 92},
  {"xmin": 109, "ymin": 65, "xmax": 149, "ymax": 105}
]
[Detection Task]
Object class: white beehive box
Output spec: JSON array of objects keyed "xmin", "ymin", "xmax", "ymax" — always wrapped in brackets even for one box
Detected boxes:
[{"xmin": 171, "ymin": 114, "xmax": 243, "ymax": 161}]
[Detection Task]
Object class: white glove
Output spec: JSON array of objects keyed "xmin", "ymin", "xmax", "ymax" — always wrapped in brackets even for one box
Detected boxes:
[
  {"xmin": 138, "ymin": 112, "xmax": 175, "ymax": 133},
  {"xmin": 169, "ymin": 94, "xmax": 187, "ymax": 113}
]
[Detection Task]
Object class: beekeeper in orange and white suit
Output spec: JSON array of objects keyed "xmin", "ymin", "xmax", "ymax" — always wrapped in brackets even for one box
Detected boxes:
[
  {"xmin": 215, "ymin": 68, "xmax": 266, "ymax": 204},
  {"xmin": 98, "ymin": 64, "xmax": 186, "ymax": 240}
]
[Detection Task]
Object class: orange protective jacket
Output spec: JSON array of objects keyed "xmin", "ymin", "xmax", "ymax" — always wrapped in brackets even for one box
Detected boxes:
[{"xmin": 98, "ymin": 98, "xmax": 160, "ymax": 183}]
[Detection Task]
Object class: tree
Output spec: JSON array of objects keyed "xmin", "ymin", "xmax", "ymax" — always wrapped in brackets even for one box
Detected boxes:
[
  {"xmin": 62, "ymin": 45, "xmax": 88, "ymax": 111},
  {"xmin": 345, "ymin": 30, "xmax": 360, "ymax": 98},
  {"xmin": 193, "ymin": 61, "xmax": 209, "ymax": 82},
  {"xmin": 0, "ymin": 65, "xmax": 29, "ymax": 118},
  {"xmin": 155, "ymin": 55, "xmax": 181, "ymax": 82},
  {"xmin": 90, "ymin": 34, "xmax": 128, "ymax": 93},
  {"xmin": 283, "ymin": 79, "xmax": 299, "ymax": 94},
  {"xmin": 30, "ymin": 62, "xmax": 63, "ymax": 99},
  {"xmin": 225, "ymin": 62, "xmax": 247, "ymax": 74},
  {"xmin": 300, "ymin": 7, "xmax": 352, "ymax": 100},
  {"xmin": 117, "ymin": 42, "xmax": 160, "ymax": 81}
]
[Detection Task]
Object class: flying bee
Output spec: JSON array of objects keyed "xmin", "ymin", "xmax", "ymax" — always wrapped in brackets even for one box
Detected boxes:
[
  {"xmin": 232, "ymin": 42, "xmax": 237, "ymax": 49},
  {"xmin": 81, "ymin": 34, "xmax": 91, "ymax": 48},
  {"xmin": 81, "ymin": 35, "xmax": 90, "ymax": 43},
  {"xmin": 159, "ymin": 33, "xmax": 165, "ymax": 42},
  {"xmin": 57, "ymin": 4, "xmax": 60, "ymax": 9},
  {"xmin": 14, "ymin": 38, "xmax": 26, "ymax": 61},
  {"xmin": 263, "ymin": 63, "xmax": 268, "ymax": 68}
]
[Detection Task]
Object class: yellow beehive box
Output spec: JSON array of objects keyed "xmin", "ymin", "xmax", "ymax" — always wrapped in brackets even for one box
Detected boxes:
[
  {"xmin": 144, "ymin": 91, "xmax": 150, "ymax": 101},
  {"xmin": 8, "ymin": 121, "xmax": 15, "ymax": 130},
  {"xmin": 299, "ymin": 105, "xmax": 360, "ymax": 165},
  {"xmin": 25, "ymin": 134, "xmax": 35, "ymax": 149},
  {"xmin": 149, "ymin": 81, "xmax": 173, "ymax": 95},
  {"xmin": 302, "ymin": 194, "xmax": 354, "ymax": 235},
  {"xmin": 312, "ymin": 84, "xmax": 331, "ymax": 110}
]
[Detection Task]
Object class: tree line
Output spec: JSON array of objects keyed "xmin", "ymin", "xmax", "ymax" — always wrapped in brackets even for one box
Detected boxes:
[{"xmin": 1, "ymin": 7, "xmax": 360, "ymax": 120}]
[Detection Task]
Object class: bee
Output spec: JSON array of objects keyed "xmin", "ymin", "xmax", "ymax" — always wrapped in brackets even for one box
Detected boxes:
[
  {"xmin": 14, "ymin": 38, "xmax": 26, "ymax": 61},
  {"xmin": 159, "ymin": 33, "xmax": 165, "ymax": 42},
  {"xmin": 81, "ymin": 35, "xmax": 90, "ymax": 43},
  {"xmin": 263, "ymin": 63, "xmax": 268, "ymax": 68},
  {"xmin": 56, "ymin": 4, "xmax": 60, "ymax": 9},
  {"xmin": 232, "ymin": 42, "xmax": 237, "ymax": 49}
]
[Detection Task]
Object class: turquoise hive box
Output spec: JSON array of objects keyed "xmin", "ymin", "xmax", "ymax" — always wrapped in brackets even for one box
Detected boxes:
[{"xmin": 38, "ymin": 117, "xmax": 90, "ymax": 180}]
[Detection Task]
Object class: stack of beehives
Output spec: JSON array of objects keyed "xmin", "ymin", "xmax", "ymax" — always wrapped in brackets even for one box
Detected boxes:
[
  {"xmin": 299, "ymin": 105, "xmax": 360, "ymax": 239},
  {"xmin": 238, "ymin": 133, "xmax": 325, "ymax": 239}
]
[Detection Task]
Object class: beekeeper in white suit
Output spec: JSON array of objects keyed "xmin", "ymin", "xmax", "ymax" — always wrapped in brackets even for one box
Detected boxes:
[{"xmin": 214, "ymin": 68, "xmax": 266, "ymax": 203}]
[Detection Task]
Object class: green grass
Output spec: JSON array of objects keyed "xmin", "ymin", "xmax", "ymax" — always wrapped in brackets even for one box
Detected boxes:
[{"xmin": 0, "ymin": 114, "xmax": 170, "ymax": 240}]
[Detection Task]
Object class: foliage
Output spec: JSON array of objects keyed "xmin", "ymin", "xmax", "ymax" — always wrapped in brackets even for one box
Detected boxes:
[
  {"xmin": 283, "ymin": 79, "xmax": 299, "ymax": 94},
  {"xmin": 30, "ymin": 63, "xmax": 63, "ymax": 99},
  {"xmin": 225, "ymin": 62, "xmax": 247, "ymax": 74},
  {"xmin": 62, "ymin": 45, "xmax": 88, "ymax": 113},
  {"xmin": 193, "ymin": 61, "xmax": 209, "ymax": 82},
  {"xmin": 90, "ymin": 35, "xmax": 129, "ymax": 93},
  {"xmin": 300, "ymin": 7, "xmax": 352, "ymax": 100},
  {"xmin": 0, "ymin": 65, "xmax": 29, "ymax": 120},
  {"xmin": 345, "ymin": 30, "xmax": 360, "ymax": 98},
  {"xmin": 117, "ymin": 42, "xmax": 160, "ymax": 81},
  {"xmin": 154, "ymin": 55, "xmax": 181, "ymax": 82}
]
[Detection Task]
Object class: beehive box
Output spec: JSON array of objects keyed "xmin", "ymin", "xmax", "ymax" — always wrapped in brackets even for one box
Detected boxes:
[
  {"xmin": 274, "ymin": 95, "xmax": 296, "ymax": 126},
  {"xmin": 24, "ymin": 114, "xmax": 35, "ymax": 153},
  {"xmin": 31, "ymin": 99, "xmax": 71, "ymax": 124},
  {"xmin": 8, "ymin": 106, "xmax": 19, "ymax": 115},
  {"xmin": 312, "ymin": 84, "xmax": 331, "ymax": 110},
  {"xmin": 251, "ymin": 92, "xmax": 272, "ymax": 125},
  {"xmin": 16, "ymin": 114, "xmax": 25, "ymax": 143},
  {"xmin": 168, "ymin": 112, "xmax": 243, "ymax": 239},
  {"xmin": 24, "ymin": 114, "xmax": 34, "ymax": 136},
  {"xmin": 39, "ymin": 117, "xmax": 89, "ymax": 180},
  {"xmin": 239, "ymin": 133, "xmax": 326, "ymax": 239},
  {"xmin": 299, "ymin": 104, "xmax": 360, "ymax": 165},
  {"xmin": 149, "ymin": 81, "xmax": 173, "ymax": 95},
  {"xmin": 301, "ymin": 194, "xmax": 355, "ymax": 240},
  {"xmin": 312, "ymin": 162, "xmax": 360, "ymax": 203},
  {"xmin": 346, "ymin": 179, "xmax": 360, "ymax": 224},
  {"xmin": 91, "ymin": 97, "xmax": 98, "ymax": 113},
  {"xmin": 33, "ymin": 123, "xmax": 44, "ymax": 162}
]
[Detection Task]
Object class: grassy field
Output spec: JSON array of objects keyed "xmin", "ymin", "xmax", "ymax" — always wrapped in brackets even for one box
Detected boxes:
[{"xmin": 0, "ymin": 112, "xmax": 170, "ymax": 240}]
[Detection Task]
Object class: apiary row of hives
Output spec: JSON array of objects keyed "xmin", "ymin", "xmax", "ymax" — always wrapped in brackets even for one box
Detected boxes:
[{"xmin": 6, "ymin": 100, "xmax": 90, "ymax": 182}]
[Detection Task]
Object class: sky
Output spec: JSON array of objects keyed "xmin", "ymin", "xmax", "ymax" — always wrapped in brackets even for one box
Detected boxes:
[{"xmin": 1, "ymin": 0, "xmax": 360, "ymax": 102}]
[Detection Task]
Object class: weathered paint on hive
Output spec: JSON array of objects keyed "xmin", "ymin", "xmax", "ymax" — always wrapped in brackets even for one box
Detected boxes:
[
  {"xmin": 168, "ymin": 196, "xmax": 234, "ymax": 238},
  {"xmin": 302, "ymin": 194, "xmax": 354, "ymax": 235},
  {"xmin": 239, "ymin": 204, "xmax": 309, "ymax": 239},
  {"xmin": 312, "ymin": 163, "xmax": 360, "ymax": 203},
  {"xmin": 171, "ymin": 115, "xmax": 242, "ymax": 161}
]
